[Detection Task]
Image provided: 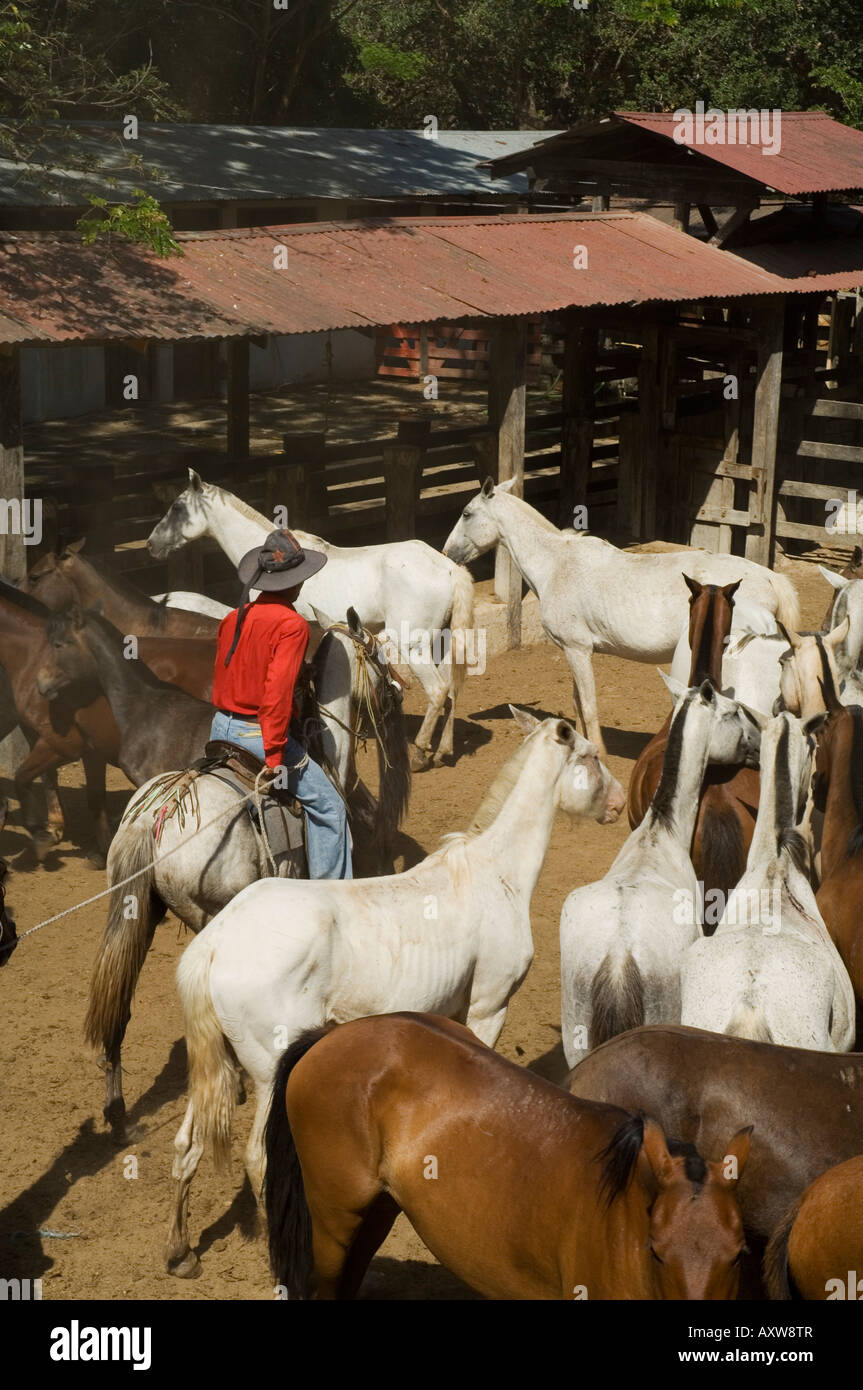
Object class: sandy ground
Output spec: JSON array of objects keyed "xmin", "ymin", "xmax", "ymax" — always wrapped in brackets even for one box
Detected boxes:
[{"xmin": 0, "ymin": 550, "xmax": 839, "ymax": 1300}]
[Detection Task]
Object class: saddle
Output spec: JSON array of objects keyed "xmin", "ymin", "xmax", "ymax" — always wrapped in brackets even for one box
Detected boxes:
[{"xmin": 202, "ymin": 740, "xmax": 305, "ymax": 855}]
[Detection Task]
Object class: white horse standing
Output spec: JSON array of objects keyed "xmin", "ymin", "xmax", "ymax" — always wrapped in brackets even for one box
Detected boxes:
[
  {"xmin": 443, "ymin": 479, "xmax": 798, "ymax": 759},
  {"xmin": 559, "ymin": 678, "xmax": 763, "ymax": 1069},
  {"xmin": 148, "ymin": 470, "xmax": 475, "ymax": 768},
  {"xmin": 680, "ymin": 712, "xmax": 855, "ymax": 1051},
  {"xmin": 164, "ymin": 707, "xmax": 625, "ymax": 1276}
]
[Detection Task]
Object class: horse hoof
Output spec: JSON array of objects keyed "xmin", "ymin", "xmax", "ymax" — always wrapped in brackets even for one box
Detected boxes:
[
  {"xmin": 410, "ymin": 747, "xmax": 433, "ymax": 772},
  {"xmin": 87, "ymin": 849, "xmax": 107, "ymax": 870},
  {"xmin": 32, "ymin": 830, "xmax": 56, "ymax": 863},
  {"xmin": 166, "ymin": 1250, "xmax": 201, "ymax": 1279}
]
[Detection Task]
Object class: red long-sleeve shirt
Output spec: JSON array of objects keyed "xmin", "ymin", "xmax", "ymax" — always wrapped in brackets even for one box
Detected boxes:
[{"xmin": 212, "ymin": 593, "xmax": 309, "ymax": 767}]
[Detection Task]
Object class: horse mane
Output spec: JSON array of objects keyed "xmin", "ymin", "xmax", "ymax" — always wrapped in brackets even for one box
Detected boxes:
[
  {"xmin": 499, "ymin": 492, "xmax": 561, "ymax": 536},
  {"xmin": 466, "ymin": 738, "xmax": 531, "ymax": 837},
  {"xmin": 845, "ymin": 706, "xmax": 863, "ymax": 859},
  {"xmin": 597, "ymin": 1113, "xmax": 645, "ymax": 1207},
  {"xmin": 667, "ymin": 1137, "xmax": 707, "ymax": 1188},
  {"xmin": 0, "ymin": 576, "xmax": 52, "ymax": 618},
  {"xmin": 650, "ymin": 695, "xmax": 691, "ymax": 829},
  {"xmin": 220, "ymin": 487, "xmax": 329, "ymax": 549}
]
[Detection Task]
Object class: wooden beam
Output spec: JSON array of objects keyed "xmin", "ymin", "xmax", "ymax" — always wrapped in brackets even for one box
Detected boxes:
[
  {"xmin": 709, "ymin": 204, "xmax": 756, "ymax": 247},
  {"xmin": 0, "ymin": 347, "xmax": 25, "ymax": 581},
  {"xmin": 745, "ymin": 297, "xmax": 785, "ymax": 567},
  {"xmin": 489, "ymin": 319, "xmax": 527, "ymax": 649},
  {"xmin": 382, "ymin": 419, "xmax": 429, "ymax": 544},
  {"xmin": 697, "ymin": 204, "xmax": 718, "ymax": 238},
  {"xmin": 559, "ymin": 308, "xmax": 597, "ymax": 527},
  {"xmin": 226, "ymin": 337, "xmax": 250, "ymax": 473},
  {"xmin": 638, "ymin": 323, "xmax": 662, "ymax": 539}
]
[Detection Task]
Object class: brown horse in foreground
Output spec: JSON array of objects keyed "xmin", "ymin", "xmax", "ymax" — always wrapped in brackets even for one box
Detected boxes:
[
  {"xmin": 765, "ymin": 1154, "xmax": 863, "ymax": 1300},
  {"xmin": 812, "ymin": 699, "xmax": 863, "ymax": 1028},
  {"xmin": 264, "ymin": 1013, "xmax": 751, "ymax": 1301},
  {"xmin": 568, "ymin": 1024, "xmax": 863, "ymax": 1246},
  {"xmin": 627, "ymin": 578, "xmax": 760, "ymax": 902}
]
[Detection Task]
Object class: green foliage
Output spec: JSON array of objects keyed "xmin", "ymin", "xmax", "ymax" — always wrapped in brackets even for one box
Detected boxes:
[
  {"xmin": 358, "ymin": 42, "xmax": 428, "ymax": 81},
  {"xmin": 77, "ymin": 192, "xmax": 182, "ymax": 257}
]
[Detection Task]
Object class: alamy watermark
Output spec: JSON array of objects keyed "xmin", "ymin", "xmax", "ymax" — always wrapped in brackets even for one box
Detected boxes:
[
  {"xmin": 673, "ymin": 102, "xmax": 782, "ymax": 157},
  {"xmin": 0, "ymin": 497, "xmax": 42, "ymax": 545},
  {"xmin": 825, "ymin": 492, "xmax": 863, "ymax": 536},
  {"xmin": 378, "ymin": 621, "xmax": 487, "ymax": 676},
  {"xmin": 673, "ymin": 882, "xmax": 782, "ymax": 932}
]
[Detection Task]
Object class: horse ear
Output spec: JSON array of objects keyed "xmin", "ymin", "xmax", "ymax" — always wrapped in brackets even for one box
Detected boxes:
[
  {"xmin": 778, "ymin": 622, "xmax": 802, "ymax": 650},
  {"xmin": 29, "ymin": 551, "xmax": 56, "ymax": 577},
  {"xmin": 739, "ymin": 701, "xmax": 768, "ymax": 731},
  {"xmin": 826, "ymin": 615, "xmax": 850, "ymax": 649},
  {"xmin": 481, "ymin": 477, "xmax": 495, "ymax": 498},
  {"xmin": 346, "ymin": 606, "xmax": 362, "ymax": 636},
  {"xmin": 854, "ymin": 546, "xmax": 863, "ymax": 569},
  {"xmin": 682, "ymin": 573, "xmax": 702, "ymax": 601},
  {"xmin": 640, "ymin": 1118, "xmax": 674, "ymax": 1187},
  {"xmin": 188, "ymin": 468, "xmax": 203, "ymax": 492},
  {"xmin": 819, "ymin": 564, "xmax": 847, "ymax": 592},
  {"xmin": 508, "ymin": 704, "xmax": 540, "ymax": 737},
  {"xmin": 698, "ymin": 678, "xmax": 716, "ymax": 705},
  {"xmin": 496, "ymin": 477, "xmax": 517, "ymax": 494},
  {"xmin": 658, "ymin": 670, "xmax": 685, "ymax": 701},
  {"xmin": 804, "ymin": 710, "xmax": 830, "ymax": 739},
  {"xmin": 721, "ymin": 579, "xmax": 741, "ymax": 603},
  {"xmin": 717, "ymin": 1126, "xmax": 753, "ymax": 1187},
  {"xmin": 64, "ymin": 538, "xmax": 86, "ymax": 556}
]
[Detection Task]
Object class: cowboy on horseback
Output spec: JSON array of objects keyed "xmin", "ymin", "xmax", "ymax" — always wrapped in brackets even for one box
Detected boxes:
[{"xmin": 210, "ymin": 527, "xmax": 352, "ymax": 880}]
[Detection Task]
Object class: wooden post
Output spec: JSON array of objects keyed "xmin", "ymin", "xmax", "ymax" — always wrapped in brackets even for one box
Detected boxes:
[
  {"xmin": 637, "ymin": 322, "xmax": 661, "ymax": 540},
  {"xmin": 227, "ymin": 337, "xmax": 250, "ymax": 479},
  {"xmin": 382, "ymin": 419, "xmax": 429, "ymax": 543},
  {"xmin": 280, "ymin": 432, "xmax": 328, "ymax": 528},
  {"xmin": 0, "ymin": 347, "xmax": 25, "ymax": 581},
  {"xmin": 745, "ymin": 297, "xmax": 786, "ymax": 567},
  {"xmin": 559, "ymin": 308, "xmax": 597, "ymax": 528},
  {"xmin": 489, "ymin": 319, "xmax": 527, "ymax": 650}
]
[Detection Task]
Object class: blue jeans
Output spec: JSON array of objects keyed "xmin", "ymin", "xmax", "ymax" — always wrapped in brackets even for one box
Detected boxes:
[{"xmin": 210, "ymin": 711, "xmax": 352, "ymax": 880}]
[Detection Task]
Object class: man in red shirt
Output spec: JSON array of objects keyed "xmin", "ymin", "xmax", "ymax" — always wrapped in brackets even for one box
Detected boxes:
[{"xmin": 211, "ymin": 527, "xmax": 352, "ymax": 879}]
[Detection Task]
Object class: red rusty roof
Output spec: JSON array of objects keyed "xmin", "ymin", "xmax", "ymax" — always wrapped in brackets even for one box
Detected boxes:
[
  {"xmin": 0, "ymin": 212, "xmax": 794, "ymax": 345},
  {"xmin": 615, "ymin": 111, "xmax": 863, "ymax": 196}
]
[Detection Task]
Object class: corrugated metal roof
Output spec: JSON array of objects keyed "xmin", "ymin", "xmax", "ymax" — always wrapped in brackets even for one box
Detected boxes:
[
  {"xmin": 0, "ymin": 212, "xmax": 792, "ymax": 345},
  {"xmin": 616, "ymin": 111, "xmax": 863, "ymax": 196},
  {"xmin": 0, "ymin": 124, "xmax": 560, "ymax": 207},
  {"xmin": 486, "ymin": 111, "xmax": 863, "ymax": 197}
]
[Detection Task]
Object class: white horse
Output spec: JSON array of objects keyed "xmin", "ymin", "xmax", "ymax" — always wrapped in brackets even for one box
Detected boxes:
[
  {"xmin": 148, "ymin": 470, "xmax": 475, "ymax": 769},
  {"xmin": 680, "ymin": 712, "xmax": 855, "ymax": 1051},
  {"xmin": 442, "ymin": 478, "xmax": 798, "ymax": 759},
  {"xmin": 86, "ymin": 613, "xmax": 411, "ymax": 1138},
  {"xmin": 559, "ymin": 677, "xmax": 763, "ymax": 1070},
  {"xmin": 820, "ymin": 566, "xmax": 863, "ymax": 676},
  {"xmin": 164, "ymin": 707, "xmax": 625, "ymax": 1276},
  {"xmin": 151, "ymin": 591, "xmax": 231, "ymax": 620}
]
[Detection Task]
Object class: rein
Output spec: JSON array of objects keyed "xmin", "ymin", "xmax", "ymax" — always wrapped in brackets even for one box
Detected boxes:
[{"xmin": 315, "ymin": 621, "xmax": 403, "ymax": 777}]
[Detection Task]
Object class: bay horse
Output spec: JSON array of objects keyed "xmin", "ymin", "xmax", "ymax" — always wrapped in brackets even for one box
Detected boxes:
[
  {"xmin": 567, "ymin": 1024, "xmax": 863, "ymax": 1244},
  {"xmin": 263, "ymin": 1013, "xmax": 751, "ymax": 1301},
  {"xmin": 560, "ymin": 679, "xmax": 762, "ymax": 1068},
  {"xmin": 39, "ymin": 608, "xmax": 216, "ymax": 702},
  {"xmin": 148, "ymin": 469, "xmax": 475, "ymax": 770},
  {"xmin": 164, "ymin": 710, "xmax": 624, "ymax": 1276},
  {"xmin": 812, "ymin": 698, "xmax": 863, "ymax": 1031},
  {"xmin": 0, "ymin": 582, "xmax": 116, "ymax": 858},
  {"xmin": 680, "ymin": 712, "xmax": 854, "ymax": 1051},
  {"xmin": 24, "ymin": 540, "xmax": 220, "ymax": 640},
  {"xmin": 765, "ymin": 1154, "xmax": 863, "ymax": 1299},
  {"xmin": 628, "ymin": 577, "xmax": 762, "ymax": 900},
  {"xmin": 442, "ymin": 477, "xmax": 798, "ymax": 760}
]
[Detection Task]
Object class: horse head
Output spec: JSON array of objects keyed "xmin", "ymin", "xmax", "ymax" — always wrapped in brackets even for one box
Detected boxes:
[
  {"xmin": 37, "ymin": 604, "xmax": 98, "ymax": 700},
  {"xmin": 442, "ymin": 476, "xmax": 515, "ymax": 563},
  {"xmin": 508, "ymin": 704, "xmax": 624, "ymax": 825},
  {"xmin": 148, "ymin": 469, "xmax": 213, "ymax": 558}
]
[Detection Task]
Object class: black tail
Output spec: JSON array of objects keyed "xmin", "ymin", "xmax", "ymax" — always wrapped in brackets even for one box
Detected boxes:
[
  {"xmin": 590, "ymin": 952, "xmax": 644, "ymax": 1048},
  {"xmin": 597, "ymin": 1112, "xmax": 645, "ymax": 1208},
  {"xmin": 264, "ymin": 1025, "xmax": 332, "ymax": 1299}
]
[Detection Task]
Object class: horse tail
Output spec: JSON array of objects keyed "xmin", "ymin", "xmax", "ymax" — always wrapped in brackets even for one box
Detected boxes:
[
  {"xmin": 726, "ymin": 999, "xmax": 774, "ymax": 1043},
  {"xmin": 763, "ymin": 1199, "xmax": 801, "ymax": 1300},
  {"xmin": 374, "ymin": 687, "xmax": 412, "ymax": 852},
  {"xmin": 176, "ymin": 933, "xmax": 239, "ymax": 1170},
  {"xmin": 590, "ymin": 951, "xmax": 644, "ymax": 1048},
  {"xmin": 84, "ymin": 816, "xmax": 165, "ymax": 1075},
  {"xmin": 446, "ymin": 563, "xmax": 475, "ymax": 702},
  {"xmin": 769, "ymin": 572, "xmax": 801, "ymax": 633},
  {"xmin": 264, "ymin": 1026, "xmax": 333, "ymax": 1298}
]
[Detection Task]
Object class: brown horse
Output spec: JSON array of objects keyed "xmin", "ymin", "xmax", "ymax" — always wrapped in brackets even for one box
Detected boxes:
[
  {"xmin": 568, "ymin": 1024, "xmax": 863, "ymax": 1246},
  {"xmin": 264, "ymin": 1013, "xmax": 751, "ymax": 1301},
  {"xmin": 628, "ymin": 578, "xmax": 760, "ymax": 902},
  {"xmin": 820, "ymin": 544, "xmax": 863, "ymax": 632},
  {"xmin": 765, "ymin": 1154, "xmax": 863, "ymax": 1300},
  {"xmin": 812, "ymin": 698, "xmax": 863, "ymax": 1029},
  {"xmin": 0, "ymin": 582, "xmax": 117, "ymax": 858},
  {"xmin": 24, "ymin": 541, "xmax": 219, "ymax": 640}
]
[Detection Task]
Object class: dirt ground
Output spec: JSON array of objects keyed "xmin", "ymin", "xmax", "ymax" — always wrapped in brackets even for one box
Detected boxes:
[{"xmin": 0, "ymin": 550, "xmax": 842, "ymax": 1301}]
